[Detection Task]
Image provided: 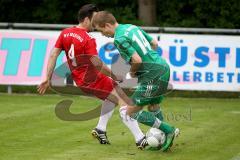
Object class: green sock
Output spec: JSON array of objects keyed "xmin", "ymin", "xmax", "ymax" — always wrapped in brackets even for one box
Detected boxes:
[
  {"xmin": 159, "ymin": 121, "xmax": 175, "ymax": 134},
  {"xmin": 131, "ymin": 110, "xmax": 174, "ymax": 134},
  {"xmin": 131, "ymin": 110, "xmax": 156, "ymax": 127},
  {"xmin": 150, "ymin": 109, "xmax": 164, "ymax": 121}
]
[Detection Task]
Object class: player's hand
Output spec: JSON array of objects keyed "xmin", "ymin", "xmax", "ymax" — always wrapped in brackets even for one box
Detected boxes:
[{"xmin": 37, "ymin": 79, "xmax": 50, "ymax": 95}]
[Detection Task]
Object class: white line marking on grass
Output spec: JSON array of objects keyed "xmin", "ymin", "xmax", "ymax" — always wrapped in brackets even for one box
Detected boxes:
[{"xmin": 230, "ymin": 111, "xmax": 240, "ymax": 114}]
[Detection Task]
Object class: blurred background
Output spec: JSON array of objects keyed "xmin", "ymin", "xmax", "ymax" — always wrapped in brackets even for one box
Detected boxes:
[{"xmin": 0, "ymin": 0, "xmax": 240, "ymax": 28}]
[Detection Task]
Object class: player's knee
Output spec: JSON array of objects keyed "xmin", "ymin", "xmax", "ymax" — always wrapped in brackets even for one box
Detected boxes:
[
  {"xmin": 119, "ymin": 106, "xmax": 127, "ymax": 115},
  {"xmin": 126, "ymin": 106, "xmax": 142, "ymax": 117},
  {"xmin": 114, "ymin": 86, "xmax": 133, "ymax": 105},
  {"xmin": 126, "ymin": 110, "xmax": 134, "ymax": 117},
  {"xmin": 127, "ymin": 110, "xmax": 140, "ymax": 120},
  {"xmin": 119, "ymin": 106, "xmax": 129, "ymax": 122},
  {"xmin": 119, "ymin": 106, "xmax": 133, "ymax": 117}
]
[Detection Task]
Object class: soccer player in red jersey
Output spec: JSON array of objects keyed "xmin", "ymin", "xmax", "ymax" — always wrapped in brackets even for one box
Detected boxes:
[{"xmin": 37, "ymin": 4, "xmax": 148, "ymax": 149}]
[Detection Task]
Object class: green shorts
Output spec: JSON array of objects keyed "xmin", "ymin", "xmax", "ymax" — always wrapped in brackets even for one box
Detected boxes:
[{"xmin": 132, "ymin": 63, "xmax": 170, "ymax": 106}]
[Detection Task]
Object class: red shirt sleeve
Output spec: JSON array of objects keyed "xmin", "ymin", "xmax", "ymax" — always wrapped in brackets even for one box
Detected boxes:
[
  {"xmin": 85, "ymin": 38, "xmax": 98, "ymax": 56},
  {"xmin": 55, "ymin": 31, "xmax": 64, "ymax": 49}
]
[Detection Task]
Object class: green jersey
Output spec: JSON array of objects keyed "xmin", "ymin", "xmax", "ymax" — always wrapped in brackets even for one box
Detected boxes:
[
  {"xmin": 114, "ymin": 24, "xmax": 165, "ymax": 68},
  {"xmin": 114, "ymin": 24, "xmax": 170, "ymax": 106},
  {"xmin": 114, "ymin": 24, "xmax": 168, "ymax": 81}
]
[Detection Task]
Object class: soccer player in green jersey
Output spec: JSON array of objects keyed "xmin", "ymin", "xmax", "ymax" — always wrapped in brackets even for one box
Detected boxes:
[{"xmin": 92, "ymin": 11, "xmax": 180, "ymax": 151}]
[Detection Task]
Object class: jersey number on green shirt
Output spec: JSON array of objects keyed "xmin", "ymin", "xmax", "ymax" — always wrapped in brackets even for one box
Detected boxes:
[{"xmin": 132, "ymin": 30, "xmax": 151, "ymax": 55}]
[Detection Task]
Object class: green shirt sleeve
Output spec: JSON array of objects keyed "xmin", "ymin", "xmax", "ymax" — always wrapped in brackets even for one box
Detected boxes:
[
  {"xmin": 139, "ymin": 27, "xmax": 153, "ymax": 43},
  {"xmin": 114, "ymin": 37, "xmax": 136, "ymax": 62}
]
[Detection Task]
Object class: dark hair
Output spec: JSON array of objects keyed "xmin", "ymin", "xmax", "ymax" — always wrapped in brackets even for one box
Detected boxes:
[{"xmin": 78, "ymin": 4, "xmax": 98, "ymax": 22}]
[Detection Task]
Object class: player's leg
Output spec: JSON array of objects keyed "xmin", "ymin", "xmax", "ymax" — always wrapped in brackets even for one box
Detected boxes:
[
  {"xmin": 145, "ymin": 63, "xmax": 179, "ymax": 151},
  {"xmin": 148, "ymin": 103, "xmax": 180, "ymax": 137},
  {"xmin": 148, "ymin": 102, "xmax": 164, "ymax": 121},
  {"xmin": 126, "ymin": 104, "xmax": 174, "ymax": 135},
  {"xmin": 79, "ymin": 76, "xmax": 116, "ymax": 145},
  {"xmin": 92, "ymin": 99, "xmax": 116, "ymax": 144},
  {"xmin": 125, "ymin": 81, "xmax": 177, "ymax": 151},
  {"xmin": 96, "ymin": 100, "xmax": 116, "ymax": 132},
  {"xmin": 108, "ymin": 86, "xmax": 147, "ymax": 149},
  {"xmin": 87, "ymin": 75, "xmax": 146, "ymax": 148},
  {"xmin": 126, "ymin": 104, "xmax": 176, "ymax": 151},
  {"xmin": 146, "ymin": 61, "xmax": 169, "ymax": 121},
  {"xmin": 148, "ymin": 103, "xmax": 180, "ymax": 151}
]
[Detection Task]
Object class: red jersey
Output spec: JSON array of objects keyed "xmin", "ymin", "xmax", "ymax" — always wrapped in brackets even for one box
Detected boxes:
[
  {"xmin": 54, "ymin": 27, "xmax": 116, "ymax": 100},
  {"xmin": 55, "ymin": 27, "xmax": 101, "ymax": 85}
]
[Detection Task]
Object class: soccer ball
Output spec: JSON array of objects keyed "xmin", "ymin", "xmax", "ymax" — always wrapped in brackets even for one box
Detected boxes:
[{"xmin": 146, "ymin": 128, "xmax": 166, "ymax": 148}]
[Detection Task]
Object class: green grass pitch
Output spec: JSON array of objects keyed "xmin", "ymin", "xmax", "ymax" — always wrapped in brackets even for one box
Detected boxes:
[{"xmin": 0, "ymin": 94, "xmax": 240, "ymax": 160}]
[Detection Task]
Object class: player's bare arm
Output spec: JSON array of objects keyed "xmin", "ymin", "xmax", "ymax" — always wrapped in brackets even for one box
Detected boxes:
[
  {"xmin": 37, "ymin": 47, "xmax": 61, "ymax": 94},
  {"xmin": 129, "ymin": 52, "xmax": 142, "ymax": 78},
  {"xmin": 90, "ymin": 55, "xmax": 123, "ymax": 82}
]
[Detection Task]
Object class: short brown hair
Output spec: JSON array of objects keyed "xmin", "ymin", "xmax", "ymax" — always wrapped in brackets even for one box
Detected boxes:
[{"xmin": 92, "ymin": 11, "xmax": 117, "ymax": 27}]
